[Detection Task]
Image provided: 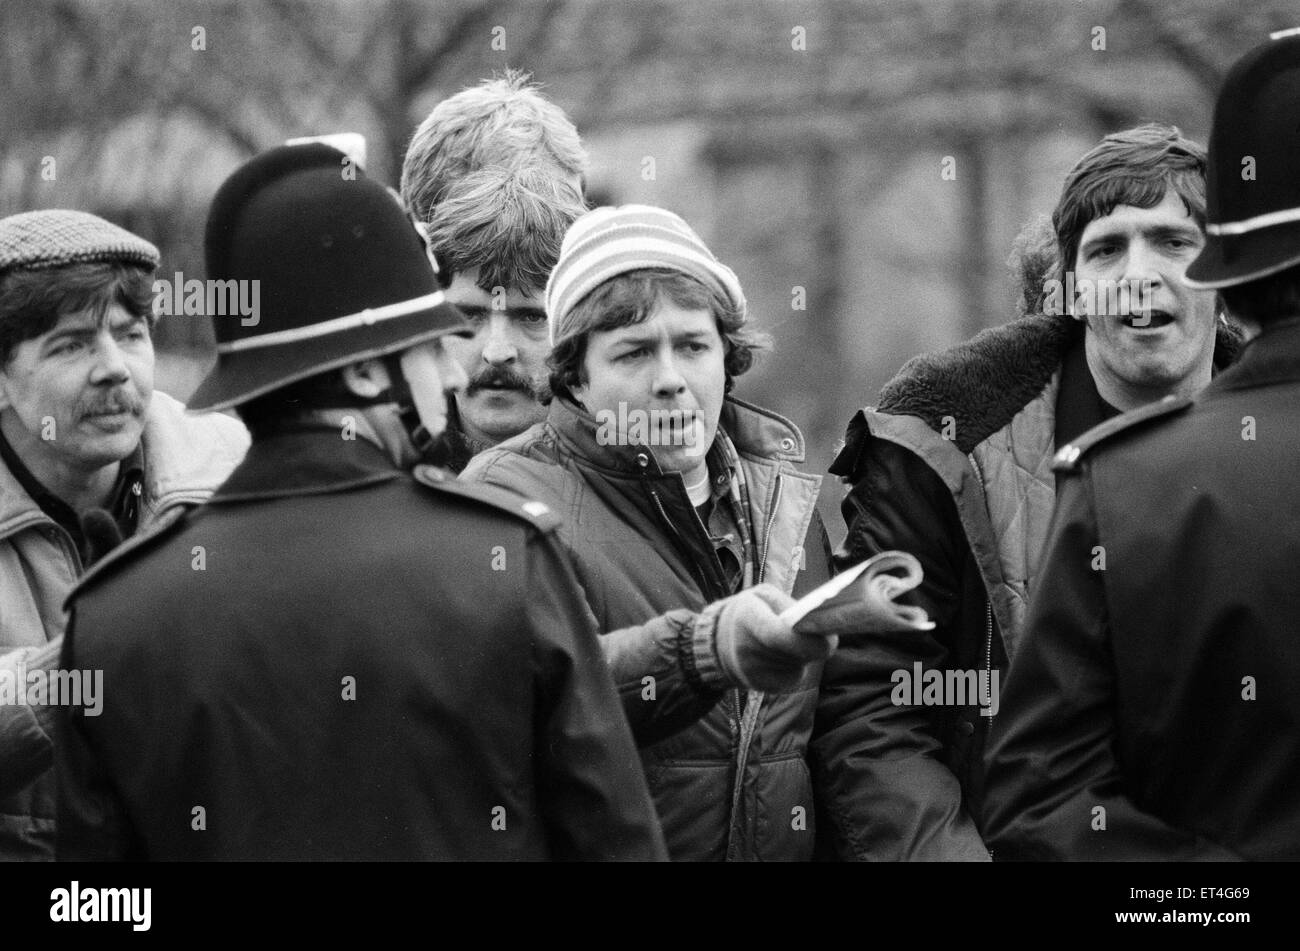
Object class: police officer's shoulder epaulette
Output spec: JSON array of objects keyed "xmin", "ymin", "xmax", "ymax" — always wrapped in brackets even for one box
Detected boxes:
[
  {"xmin": 63, "ymin": 507, "xmax": 192, "ymax": 611},
  {"xmin": 1053, "ymin": 394, "xmax": 1194, "ymax": 473},
  {"xmin": 411, "ymin": 463, "xmax": 561, "ymax": 533}
]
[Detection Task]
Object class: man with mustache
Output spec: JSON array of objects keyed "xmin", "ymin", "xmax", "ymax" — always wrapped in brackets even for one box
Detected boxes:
[
  {"xmin": 418, "ymin": 165, "xmax": 586, "ymax": 471},
  {"xmin": 825, "ymin": 124, "xmax": 1242, "ymax": 859},
  {"xmin": 0, "ymin": 209, "xmax": 249, "ymax": 859},
  {"xmin": 401, "ymin": 72, "xmax": 587, "ymax": 472}
]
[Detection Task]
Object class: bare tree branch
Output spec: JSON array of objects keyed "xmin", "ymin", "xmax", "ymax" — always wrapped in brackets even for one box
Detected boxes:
[
  {"xmin": 1125, "ymin": 0, "xmax": 1226, "ymax": 97},
  {"xmin": 398, "ymin": 0, "xmax": 501, "ymax": 94}
]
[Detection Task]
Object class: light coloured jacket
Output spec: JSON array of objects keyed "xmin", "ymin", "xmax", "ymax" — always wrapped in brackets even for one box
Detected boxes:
[{"xmin": 0, "ymin": 390, "xmax": 249, "ymax": 860}]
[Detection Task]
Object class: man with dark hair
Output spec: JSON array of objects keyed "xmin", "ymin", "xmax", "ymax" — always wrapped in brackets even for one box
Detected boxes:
[
  {"xmin": 401, "ymin": 73, "xmax": 588, "ymax": 472},
  {"xmin": 825, "ymin": 123, "xmax": 1242, "ymax": 860},
  {"xmin": 0, "ymin": 210, "xmax": 249, "ymax": 859},
  {"xmin": 56, "ymin": 144, "xmax": 665, "ymax": 861},
  {"xmin": 983, "ymin": 33, "xmax": 1300, "ymax": 860},
  {"xmin": 463, "ymin": 205, "xmax": 911, "ymax": 861}
]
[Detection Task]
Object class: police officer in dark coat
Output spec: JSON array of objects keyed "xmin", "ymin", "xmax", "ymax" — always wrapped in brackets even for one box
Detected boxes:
[
  {"xmin": 55, "ymin": 143, "xmax": 667, "ymax": 861},
  {"xmin": 983, "ymin": 33, "xmax": 1300, "ymax": 860}
]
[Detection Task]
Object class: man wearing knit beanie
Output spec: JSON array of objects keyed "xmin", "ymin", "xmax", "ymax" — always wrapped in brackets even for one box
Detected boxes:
[
  {"xmin": 0, "ymin": 209, "xmax": 248, "ymax": 860},
  {"xmin": 462, "ymin": 204, "xmax": 881, "ymax": 861}
]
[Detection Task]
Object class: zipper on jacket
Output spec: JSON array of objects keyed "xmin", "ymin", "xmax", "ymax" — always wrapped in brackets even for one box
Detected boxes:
[
  {"xmin": 636, "ymin": 452, "xmax": 686, "ymax": 547},
  {"xmin": 637, "ymin": 451, "xmax": 766, "ymax": 859},
  {"xmin": 637, "ymin": 451, "xmax": 735, "ymax": 599},
  {"xmin": 754, "ymin": 475, "xmax": 783, "ymax": 584},
  {"xmin": 726, "ymin": 689, "xmax": 765, "ymax": 861},
  {"xmin": 984, "ymin": 599, "xmax": 994, "ymax": 722},
  {"xmin": 724, "ymin": 689, "xmax": 743, "ymax": 859}
]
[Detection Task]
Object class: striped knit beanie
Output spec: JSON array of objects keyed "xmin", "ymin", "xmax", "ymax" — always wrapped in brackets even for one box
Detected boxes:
[
  {"xmin": 545, "ymin": 204, "xmax": 746, "ymax": 346},
  {"xmin": 0, "ymin": 209, "xmax": 159, "ymax": 275}
]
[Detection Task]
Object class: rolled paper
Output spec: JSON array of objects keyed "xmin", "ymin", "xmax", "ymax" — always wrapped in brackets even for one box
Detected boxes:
[{"xmin": 781, "ymin": 550, "xmax": 935, "ymax": 636}]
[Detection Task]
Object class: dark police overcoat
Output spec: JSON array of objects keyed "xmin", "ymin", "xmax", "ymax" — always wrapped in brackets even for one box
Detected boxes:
[{"xmin": 55, "ymin": 423, "xmax": 666, "ymax": 861}]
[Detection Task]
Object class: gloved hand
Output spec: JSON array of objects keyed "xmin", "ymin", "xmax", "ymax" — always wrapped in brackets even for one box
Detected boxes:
[{"xmin": 698, "ymin": 584, "xmax": 837, "ymax": 693}]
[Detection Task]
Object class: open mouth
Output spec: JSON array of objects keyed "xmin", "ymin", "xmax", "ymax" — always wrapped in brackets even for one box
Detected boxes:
[{"xmin": 1120, "ymin": 309, "xmax": 1175, "ymax": 329}]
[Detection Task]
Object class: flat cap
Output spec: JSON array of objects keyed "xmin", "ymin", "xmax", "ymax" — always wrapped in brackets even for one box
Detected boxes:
[{"xmin": 0, "ymin": 209, "xmax": 160, "ymax": 275}]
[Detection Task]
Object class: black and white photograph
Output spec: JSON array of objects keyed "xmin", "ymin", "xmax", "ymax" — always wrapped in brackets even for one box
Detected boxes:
[{"xmin": 0, "ymin": 0, "xmax": 1295, "ymax": 933}]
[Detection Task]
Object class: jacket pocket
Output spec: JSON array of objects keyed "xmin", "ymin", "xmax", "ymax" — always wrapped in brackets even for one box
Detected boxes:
[
  {"xmin": 643, "ymin": 760, "xmax": 731, "ymax": 861},
  {"xmin": 751, "ymin": 751, "xmax": 816, "ymax": 861}
]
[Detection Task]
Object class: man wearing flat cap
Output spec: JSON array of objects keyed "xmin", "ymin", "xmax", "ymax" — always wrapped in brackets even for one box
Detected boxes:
[
  {"xmin": 0, "ymin": 210, "xmax": 249, "ymax": 860},
  {"xmin": 55, "ymin": 143, "xmax": 666, "ymax": 860},
  {"xmin": 983, "ymin": 32, "xmax": 1300, "ymax": 860}
]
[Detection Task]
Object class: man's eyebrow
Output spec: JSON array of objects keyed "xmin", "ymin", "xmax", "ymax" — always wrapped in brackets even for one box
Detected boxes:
[
  {"xmin": 43, "ymin": 312, "xmax": 146, "ymax": 343},
  {"xmin": 1080, "ymin": 229, "xmax": 1128, "ymax": 249},
  {"xmin": 608, "ymin": 329, "xmax": 711, "ymax": 348},
  {"xmin": 608, "ymin": 331, "xmax": 661, "ymax": 348},
  {"xmin": 44, "ymin": 324, "xmax": 98, "ymax": 343},
  {"xmin": 1143, "ymin": 223, "xmax": 1202, "ymax": 240}
]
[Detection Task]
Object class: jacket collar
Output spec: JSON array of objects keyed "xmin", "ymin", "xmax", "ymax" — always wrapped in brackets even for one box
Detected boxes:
[
  {"xmin": 540, "ymin": 393, "xmax": 816, "ymax": 603},
  {"xmin": 139, "ymin": 391, "xmax": 249, "ymax": 508},
  {"xmin": 1205, "ymin": 315, "xmax": 1300, "ymax": 394},
  {"xmin": 208, "ymin": 423, "xmax": 399, "ymax": 503},
  {"xmin": 872, "ymin": 314, "xmax": 1243, "ymax": 454},
  {"xmin": 0, "ymin": 390, "xmax": 248, "ymax": 536},
  {"xmin": 546, "ymin": 393, "xmax": 806, "ymax": 477}
]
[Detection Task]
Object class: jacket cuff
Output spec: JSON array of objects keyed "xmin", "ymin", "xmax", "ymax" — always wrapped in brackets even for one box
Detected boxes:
[
  {"xmin": 0, "ymin": 643, "xmax": 61, "ymax": 794},
  {"xmin": 680, "ymin": 601, "xmax": 731, "ymax": 691}
]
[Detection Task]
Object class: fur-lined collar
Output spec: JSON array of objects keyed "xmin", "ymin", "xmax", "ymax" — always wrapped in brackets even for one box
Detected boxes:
[{"xmin": 875, "ymin": 315, "xmax": 1243, "ymax": 455}]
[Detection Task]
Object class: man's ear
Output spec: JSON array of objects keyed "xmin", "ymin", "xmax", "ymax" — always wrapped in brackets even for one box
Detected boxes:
[
  {"xmin": 431, "ymin": 251, "xmax": 452, "ymax": 290},
  {"xmin": 340, "ymin": 359, "xmax": 391, "ymax": 400}
]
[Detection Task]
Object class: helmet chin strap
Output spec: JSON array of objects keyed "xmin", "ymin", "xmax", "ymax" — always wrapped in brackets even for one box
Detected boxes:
[{"xmin": 381, "ymin": 352, "xmax": 435, "ymax": 457}]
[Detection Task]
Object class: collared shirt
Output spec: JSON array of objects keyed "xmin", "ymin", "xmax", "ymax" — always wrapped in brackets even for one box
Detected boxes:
[
  {"xmin": 0, "ymin": 426, "xmax": 144, "ymax": 566},
  {"xmin": 694, "ymin": 452, "xmax": 745, "ymax": 595}
]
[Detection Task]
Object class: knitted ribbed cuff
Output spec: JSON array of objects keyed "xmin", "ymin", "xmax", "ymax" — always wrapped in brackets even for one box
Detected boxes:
[{"xmin": 683, "ymin": 600, "xmax": 733, "ymax": 690}]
